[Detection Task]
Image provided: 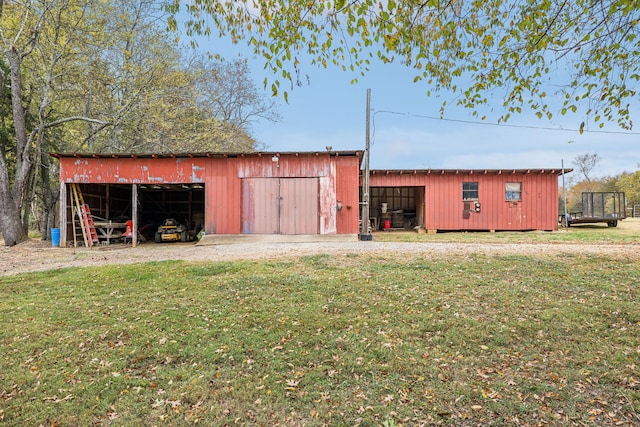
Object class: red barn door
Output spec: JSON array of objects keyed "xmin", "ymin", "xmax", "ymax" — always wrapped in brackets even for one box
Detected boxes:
[{"xmin": 241, "ymin": 178, "xmax": 319, "ymax": 234}]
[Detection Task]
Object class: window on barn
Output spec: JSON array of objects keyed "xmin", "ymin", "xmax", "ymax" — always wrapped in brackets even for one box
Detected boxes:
[
  {"xmin": 462, "ymin": 182, "xmax": 479, "ymax": 200},
  {"xmin": 506, "ymin": 182, "xmax": 522, "ymax": 201}
]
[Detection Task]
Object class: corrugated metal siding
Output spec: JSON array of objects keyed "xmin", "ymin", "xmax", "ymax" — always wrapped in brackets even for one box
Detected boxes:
[
  {"xmin": 241, "ymin": 178, "xmax": 279, "ymax": 234},
  {"xmin": 213, "ymin": 154, "xmax": 359, "ymax": 235},
  {"xmin": 57, "ymin": 152, "xmax": 362, "ymax": 236},
  {"xmin": 430, "ymin": 172, "xmax": 559, "ymax": 231},
  {"xmin": 204, "ymin": 175, "xmax": 226, "ymax": 234},
  {"xmin": 204, "ymin": 159, "xmax": 232, "ymax": 235},
  {"xmin": 236, "ymin": 154, "xmax": 330, "ymax": 179},
  {"xmin": 240, "ymin": 177, "xmax": 320, "ymax": 235},
  {"xmin": 334, "ymin": 157, "xmax": 361, "ymax": 234},
  {"xmin": 318, "ymin": 176, "xmax": 335, "ymax": 234},
  {"xmin": 280, "ymin": 178, "xmax": 319, "ymax": 234},
  {"xmin": 59, "ymin": 157, "xmax": 206, "ymax": 184},
  {"xmin": 369, "ymin": 171, "xmax": 560, "ymax": 231}
]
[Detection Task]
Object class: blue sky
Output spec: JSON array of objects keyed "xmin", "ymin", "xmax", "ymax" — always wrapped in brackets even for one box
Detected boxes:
[{"xmin": 201, "ymin": 39, "xmax": 640, "ymax": 180}]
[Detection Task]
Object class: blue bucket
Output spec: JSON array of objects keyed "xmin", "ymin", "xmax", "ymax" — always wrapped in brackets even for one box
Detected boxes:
[{"xmin": 51, "ymin": 228, "xmax": 60, "ymax": 247}]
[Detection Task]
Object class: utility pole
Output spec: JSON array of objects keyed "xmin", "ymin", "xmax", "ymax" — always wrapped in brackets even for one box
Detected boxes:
[
  {"xmin": 561, "ymin": 159, "xmax": 568, "ymax": 227},
  {"xmin": 359, "ymin": 89, "xmax": 372, "ymax": 240}
]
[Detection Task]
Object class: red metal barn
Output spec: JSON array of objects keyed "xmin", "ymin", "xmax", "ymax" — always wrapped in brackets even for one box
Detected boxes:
[
  {"xmin": 52, "ymin": 151, "xmax": 362, "ymax": 247},
  {"xmin": 366, "ymin": 169, "xmax": 569, "ymax": 232}
]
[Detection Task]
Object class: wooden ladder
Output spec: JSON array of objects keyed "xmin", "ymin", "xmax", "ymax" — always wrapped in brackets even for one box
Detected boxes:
[{"xmin": 70, "ymin": 183, "xmax": 99, "ymax": 247}]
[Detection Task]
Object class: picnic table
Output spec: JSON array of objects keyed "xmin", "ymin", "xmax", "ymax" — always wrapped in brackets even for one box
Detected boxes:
[{"xmin": 93, "ymin": 220, "xmax": 127, "ymax": 243}]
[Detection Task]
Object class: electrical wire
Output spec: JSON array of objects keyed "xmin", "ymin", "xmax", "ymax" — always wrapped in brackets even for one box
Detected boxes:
[{"xmin": 371, "ymin": 109, "xmax": 640, "ymax": 135}]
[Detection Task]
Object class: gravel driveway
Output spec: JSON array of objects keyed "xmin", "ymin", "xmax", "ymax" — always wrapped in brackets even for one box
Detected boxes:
[{"xmin": 2, "ymin": 236, "xmax": 638, "ymax": 276}]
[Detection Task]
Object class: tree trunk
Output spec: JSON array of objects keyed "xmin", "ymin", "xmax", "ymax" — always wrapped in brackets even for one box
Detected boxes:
[
  {"xmin": 39, "ymin": 144, "xmax": 59, "ymax": 241},
  {"xmin": 0, "ymin": 45, "xmax": 34, "ymax": 246},
  {"xmin": 21, "ymin": 163, "xmax": 36, "ymax": 230},
  {"xmin": 0, "ymin": 154, "xmax": 27, "ymax": 246}
]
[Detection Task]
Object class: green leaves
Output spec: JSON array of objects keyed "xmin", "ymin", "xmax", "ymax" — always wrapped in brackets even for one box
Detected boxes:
[{"xmin": 172, "ymin": 0, "xmax": 640, "ymax": 130}]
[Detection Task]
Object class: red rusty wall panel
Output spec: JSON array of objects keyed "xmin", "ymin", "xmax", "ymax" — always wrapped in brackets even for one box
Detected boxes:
[
  {"xmin": 57, "ymin": 152, "xmax": 362, "ymax": 236},
  {"xmin": 204, "ymin": 175, "xmax": 227, "ymax": 234},
  {"xmin": 59, "ymin": 157, "xmax": 206, "ymax": 184},
  {"xmin": 431, "ymin": 178, "xmax": 452, "ymax": 230},
  {"xmin": 280, "ymin": 178, "xmax": 319, "ymax": 234},
  {"xmin": 240, "ymin": 177, "xmax": 320, "ymax": 235},
  {"xmin": 241, "ymin": 178, "xmax": 279, "ymax": 234},
  {"xmin": 207, "ymin": 153, "xmax": 361, "ymax": 235},
  {"xmin": 225, "ymin": 159, "xmax": 242, "ymax": 233},
  {"xmin": 318, "ymin": 176, "xmax": 335, "ymax": 234},
  {"xmin": 230, "ymin": 154, "xmax": 359, "ymax": 235},
  {"xmin": 203, "ymin": 159, "xmax": 233, "ymax": 235},
  {"xmin": 425, "ymin": 172, "xmax": 559, "ymax": 231},
  {"xmin": 369, "ymin": 170, "xmax": 561, "ymax": 231},
  {"xmin": 236, "ymin": 155, "xmax": 330, "ymax": 179},
  {"xmin": 279, "ymin": 157, "xmax": 330, "ymax": 178},
  {"xmin": 370, "ymin": 173, "xmax": 426, "ymax": 187},
  {"xmin": 334, "ymin": 157, "xmax": 361, "ymax": 234}
]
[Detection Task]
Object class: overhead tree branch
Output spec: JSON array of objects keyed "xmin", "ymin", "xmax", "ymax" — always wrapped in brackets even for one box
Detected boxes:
[{"xmin": 45, "ymin": 116, "xmax": 111, "ymax": 129}]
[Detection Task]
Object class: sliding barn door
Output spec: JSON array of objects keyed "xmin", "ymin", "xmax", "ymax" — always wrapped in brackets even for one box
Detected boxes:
[
  {"xmin": 241, "ymin": 178, "xmax": 319, "ymax": 234},
  {"xmin": 279, "ymin": 178, "xmax": 319, "ymax": 234}
]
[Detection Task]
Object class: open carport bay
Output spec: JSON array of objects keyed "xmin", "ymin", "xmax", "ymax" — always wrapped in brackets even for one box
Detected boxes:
[
  {"xmin": 64, "ymin": 183, "xmax": 204, "ymax": 244},
  {"xmin": 368, "ymin": 186, "xmax": 424, "ymax": 231}
]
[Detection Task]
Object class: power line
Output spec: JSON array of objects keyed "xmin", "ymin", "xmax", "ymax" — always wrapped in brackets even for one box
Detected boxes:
[{"xmin": 371, "ymin": 109, "xmax": 640, "ymax": 135}]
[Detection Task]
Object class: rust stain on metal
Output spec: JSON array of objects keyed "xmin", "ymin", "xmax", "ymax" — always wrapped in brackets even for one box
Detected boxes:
[
  {"xmin": 55, "ymin": 152, "xmax": 363, "ymax": 236},
  {"xmin": 369, "ymin": 169, "xmax": 562, "ymax": 231}
]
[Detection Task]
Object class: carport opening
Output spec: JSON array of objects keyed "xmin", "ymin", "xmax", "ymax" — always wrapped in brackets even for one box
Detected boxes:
[
  {"xmin": 139, "ymin": 184, "xmax": 205, "ymax": 242},
  {"xmin": 369, "ymin": 186, "xmax": 425, "ymax": 231},
  {"xmin": 65, "ymin": 183, "xmax": 204, "ymax": 244}
]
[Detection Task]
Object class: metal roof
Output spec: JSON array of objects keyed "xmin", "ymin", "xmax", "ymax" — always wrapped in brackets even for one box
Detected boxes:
[
  {"xmin": 370, "ymin": 168, "xmax": 573, "ymax": 175},
  {"xmin": 49, "ymin": 152, "xmax": 570, "ymax": 174},
  {"xmin": 49, "ymin": 150, "xmax": 363, "ymax": 159}
]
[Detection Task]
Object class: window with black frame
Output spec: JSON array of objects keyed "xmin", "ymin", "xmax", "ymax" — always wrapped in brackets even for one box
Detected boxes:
[{"xmin": 462, "ymin": 182, "xmax": 478, "ymax": 201}]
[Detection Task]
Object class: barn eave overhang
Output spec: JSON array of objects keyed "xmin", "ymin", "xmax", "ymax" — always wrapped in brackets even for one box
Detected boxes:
[
  {"xmin": 50, "ymin": 150, "xmax": 363, "ymax": 160},
  {"xmin": 370, "ymin": 168, "xmax": 573, "ymax": 175}
]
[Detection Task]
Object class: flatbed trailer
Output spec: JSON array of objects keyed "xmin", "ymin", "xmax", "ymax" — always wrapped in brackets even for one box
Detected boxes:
[{"xmin": 559, "ymin": 191, "xmax": 626, "ymax": 227}]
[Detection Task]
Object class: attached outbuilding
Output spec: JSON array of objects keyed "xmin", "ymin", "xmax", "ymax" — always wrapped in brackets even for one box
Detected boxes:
[
  {"xmin": 52, "ymin": 151, "xmax": 363, "ymax": 247},
  {"xmin": 366, "ymin": 168, "xmax": 569, "ymax": 232},
  {"xmin": 52, "ymin": 151, "xmax": 568, "ymax": 247}
]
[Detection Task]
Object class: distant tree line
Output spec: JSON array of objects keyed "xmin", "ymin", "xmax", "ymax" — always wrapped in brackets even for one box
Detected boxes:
[{"xmin": 560, "ymin": 153, "xmax": 640, "ymax": 216}]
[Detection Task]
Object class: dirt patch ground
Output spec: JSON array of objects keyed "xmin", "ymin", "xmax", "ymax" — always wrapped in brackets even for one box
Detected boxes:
[{"xmin": 2, "ymin": 233, "xmax": 639, "ymax": 276}]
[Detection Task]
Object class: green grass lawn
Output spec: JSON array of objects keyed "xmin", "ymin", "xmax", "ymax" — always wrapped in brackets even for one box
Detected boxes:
[
  {"xmin": 373, "ymin": 217, "xmax": 640, "ymax": 245},
  {"xmin": 1, "ymin": 250, "xmax": 639, "ymax": 426}
]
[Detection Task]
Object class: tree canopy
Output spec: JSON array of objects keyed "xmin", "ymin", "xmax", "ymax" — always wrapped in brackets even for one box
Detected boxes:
[
  {"xmin": 0, "ymin": 0, "xmax": 279, "ymax": 245},
  {"xmin": 171, "ymin": 0, "xmax": 640, "ymax": 130},
  {"xmin": 617, "ymin": 168, "xmax": 640, "ymax": 206}
]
